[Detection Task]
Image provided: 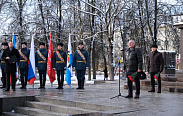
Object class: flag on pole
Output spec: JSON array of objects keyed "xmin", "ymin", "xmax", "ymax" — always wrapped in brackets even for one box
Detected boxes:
[
  {"xmin": 12, "ymin": 34, "xmax": 16, "ymax": 49},
  {"xmin": 47, "ymin": 33, "xmax": 56, "ymax": 83},
  {"xmin": 66, "ymin": 34, "xmax": 73, "ymax": 85},
  {"xmin": 10, "ymin": 33, "xmax": 17, "ymax": 84},
  {"xmin": 28, "ymin": 34, "xmax": 36, "ymax": 85}
]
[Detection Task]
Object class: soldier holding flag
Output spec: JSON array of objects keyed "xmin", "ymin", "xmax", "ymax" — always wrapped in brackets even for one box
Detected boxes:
[
  {"xmin": 35, "ymin": 42, "xmax": 48, "ymax": 89},
  {"xmin": 73, "ymin": 41, "xmax": 90, "ymax": 89},
  {"xmin": 53, "ymin": 43, "xmax": 67, "ymax": 89},
  {"xmin": 19, "ymin": 42, "xmax": 30, "ymax": 89}
]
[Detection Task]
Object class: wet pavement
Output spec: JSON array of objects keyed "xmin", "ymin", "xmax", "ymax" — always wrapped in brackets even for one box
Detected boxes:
[{"xmin": 0, "ymin": 80, "xmax": 183, "ymax": 116}]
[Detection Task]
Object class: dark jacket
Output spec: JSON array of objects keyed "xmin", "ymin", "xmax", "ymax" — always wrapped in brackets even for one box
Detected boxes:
[
  {"xmin": 147, "ymin": 50, "xmax": 164, "ymax": 73},
  {"xmin": 0, "ymin": 50, "xmax": 6, "ymax": 69},
  {"xmin": 35, "ymin": 48, "xmax": 48, "ymax": 70},
  {"xmin": 19, "ymin": 47, "xmax": 30, "ymax": 69},
  {"xmin": 1, "ymin": 47, "xmax": 20, "ymax": 72},
  {"xmin": 73, "ymin": 48, "xmax": 90, "ymax": 70},
  {"xmin": 123, "ymin": 47, "xmax": 143, "ymax": 72},
  {"xmin": 53, "ymin": 50, "xmax": 67, "ymax": 70}
]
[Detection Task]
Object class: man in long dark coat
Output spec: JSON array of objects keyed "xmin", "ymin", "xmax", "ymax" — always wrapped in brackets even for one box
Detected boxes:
[
  {"xmin": 1, "ymin": 42, "xmax": 20, "ymax": 91},
  {"xmin": 147, "ymin": 44, "xmax": 164, "ymax": 93}
]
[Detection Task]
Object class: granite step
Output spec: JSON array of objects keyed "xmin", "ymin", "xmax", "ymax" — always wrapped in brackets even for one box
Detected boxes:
[
  {"xmin": 14, "ymin": 107, "xmax": 67, "ymax": 116},
  {"xmin": 3, "ymin": 112, "xmax": 29, "ymax": 116},
  {"xmin": 35, "ymin": 96, "xmax": 122, "ymax": 111},
  {"xmin": 25, "ymin": 101, "xmax": 98, "ymax": 115}
]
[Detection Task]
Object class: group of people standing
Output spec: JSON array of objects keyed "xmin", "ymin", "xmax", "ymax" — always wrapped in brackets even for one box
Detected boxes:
[
  {"xmin": 0, "ymin": 41, "xmax": 89, "ymax": 91},
  {"xmin": 123, "ymin": 40, "xmax": 164, "ymax": 99}
]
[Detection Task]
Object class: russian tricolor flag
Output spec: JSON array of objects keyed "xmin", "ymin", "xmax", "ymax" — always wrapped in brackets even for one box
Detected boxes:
[
  {"xmin": 66, "ymin": 34, "xmax": 73, "ymax": 85},
  {"xmin": 28, "ymin": 34, "xmax": 36, "ymax": 85}
]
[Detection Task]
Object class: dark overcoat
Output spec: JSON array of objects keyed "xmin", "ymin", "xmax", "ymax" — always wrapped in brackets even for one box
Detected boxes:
[
  {"xmin": 147, "ymin": 50, "xmax": 164, "ymax": 73},
  {"xmin": 1, "ymin": 47, "xmax": 20, "ymax": 72},
  {"xmin": 19, "ymin": 47, "xmax": 30, "ymax": 69},
  {"xmin": 35, "ymin": 48, "xmax": 48, "ymax": 70},
  {"xmin": 73, "ymin": 49, "xmax": 90, "ymax": 70},
  {"xmin": 52, "ymin": 50, "xmax": 67, "ymax": 70},
  {"xmin": 123, "ymin": 47, "xmax": 143, "ymax": 73}
]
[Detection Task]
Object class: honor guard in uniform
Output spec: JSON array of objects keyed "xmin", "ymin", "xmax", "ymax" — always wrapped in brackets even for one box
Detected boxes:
[
  {"xmin": 0, "ymin": 42, "xmax": 8, "ymax": 88},
  {"xmin": 53, "ymin": 43, "xmax": 67, "ymax": 89},
  {"xmin": 19, "ymin": 42, "xmax": 30, "ymax": 89},
  {"xmin": 73, "ymin": 41, "xmax": 90, "ymax": 89},
  {"xmin": 35, "ymin": 42, "xmax": 48, "ymax": 89}
]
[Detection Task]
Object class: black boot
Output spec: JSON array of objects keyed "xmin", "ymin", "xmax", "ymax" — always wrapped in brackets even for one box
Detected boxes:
[
  {"xmin": 20, "ymin": 79, "xmax": 25, "ymax": 89},
  {"xmin": 56, "ymin": 78, "xmax": 61, "ymax": 89},
  {"xmin": 81, "ymin": 79, "xmax": 85, "ymax": 89},
  {"xmin": 42, "ymin": 78, "xmax": 46, "ymax": 89},
  {"xmin": 24, "ymin": 77, "xmax": 27, "ymax": 89},
  {"xmin": 77, "ymin": 80, "xmax": 81, "ymax": 89},
  {"xmin": 60, "ymin": 78, "xmax": 64, "ymax": 89},
  {"xmin": 38, "ymin": 77, "xmax": 42, "ymax": 89}
]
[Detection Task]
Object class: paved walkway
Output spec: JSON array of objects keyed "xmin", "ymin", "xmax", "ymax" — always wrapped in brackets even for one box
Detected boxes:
[{"xmin": 0, "ymin": 79, "xmax": 183, "ymax": 116}]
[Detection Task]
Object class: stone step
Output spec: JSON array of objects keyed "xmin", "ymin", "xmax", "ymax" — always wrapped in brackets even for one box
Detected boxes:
[
  {"xmin": 141, "ymin": 80, "xmax": 183, "ymax": 86},
  {"xmin": 3, "ymin": 112, "xmax": 29, "ymax": 116},
  {"xmin": 124, "ymin": 84, "xmax": 183, "ymax": 93},
  {"xmin": 25, "ymin": 101, "xmax": 97, "ymax": 115},
  {"xmin": 35, "ymin": 96, "xmax": 121, "ymax": 111},
  {"xmin": 14, "ymin": 107, "xmax": 67, "ymax": 116}
]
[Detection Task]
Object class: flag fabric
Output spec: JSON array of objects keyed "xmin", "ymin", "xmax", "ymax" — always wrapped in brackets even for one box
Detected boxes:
[
  {"xmin": 47, "ymin": 33, "xmax": 56, "ymax": 83},
  {"xmin": 66, "ymin": 34, "xmax": 73, "ymax": 85},
  {"xmin": 154, "ymin": 72, "xmax": 160, "ymax": 80},
  {"xmin": 128, "ymin": 72, "xmax": 138, "ymax": 82},
  {"xmin": 28, "ymin": 35, "xmax": 36, "ymax": 85},
  {"xmin": 12, "ymin": 34, "xmax": 16, "ymax": 49}
]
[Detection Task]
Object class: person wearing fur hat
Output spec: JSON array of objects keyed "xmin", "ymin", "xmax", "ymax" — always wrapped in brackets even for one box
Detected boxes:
[
  {"xmin": 0, "ymin": 42, "xmax": 8, "ymax": 88},
  {"xmin": 147, "ymin": 44, "xmax": 164, "ymax": 93},
  {"xmin": 73, "ymin": 41, "xmax": 90, "ymax": 89},
  {"xmin": 18, "ymin": 42, "xmax": 30, "ymax": 89},
  {"xmin": 53, "ymin": 43, "xmax": 67, "ymax": 89},
  {"xmin": 35, "ymin": 42, "xmax": 48, "ymax": 89}
]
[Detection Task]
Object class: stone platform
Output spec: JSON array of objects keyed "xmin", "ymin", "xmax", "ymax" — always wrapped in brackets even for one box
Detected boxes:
[{"xmin": 1, "ymin": 80, "xmax": 183, "ymax": 116}]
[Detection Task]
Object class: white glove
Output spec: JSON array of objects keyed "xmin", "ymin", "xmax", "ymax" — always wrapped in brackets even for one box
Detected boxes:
[
  {"xmin": 53, "ymin": 68, "xmax": 56, "ymax": 70},
  {"xmin": 73, "ymin": 67, "xmax": 75, "ymax": 70},
  {"xmin": 64, "ymin": 67, "xmax": 66, "ymax": 69},
  {"xmin": 86, "ymin": 67, "xmax": 88, "ymax": 69}
]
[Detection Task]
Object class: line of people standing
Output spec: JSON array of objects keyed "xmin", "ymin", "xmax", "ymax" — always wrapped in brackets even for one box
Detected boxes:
[{"xmin": 0, "ymin": 41, "xmax": 89, "ymax": 91}]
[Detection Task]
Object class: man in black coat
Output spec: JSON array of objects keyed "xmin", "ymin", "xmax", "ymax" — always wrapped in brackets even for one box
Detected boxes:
[
  {"xmin": 1, "ymin": 42, "xmax": 20, "ymax": 91},
  {"xmin": 123, "ymin": 40, "xmax": 143, "ymax": 99},
  {"xmin": 147, "ymin": 44, "xmax": 164, "ymax": 93}
]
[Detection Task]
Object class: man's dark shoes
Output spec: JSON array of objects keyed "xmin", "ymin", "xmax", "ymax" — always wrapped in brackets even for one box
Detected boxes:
[
  {"xmin": 0, "ymin": 86, "xmax": 5, "ymax": 89},
  {"xmin": 56, "ymin": 87, "xmax": 61, "ymax": 89},
  {"xmin": 125, "ymin": 95, "xmax": 133, "ymax": 98},
  {"xmin": 157, "ymin": 91, "xmax": 161, "ymax": 93},
  {"xmin": 4, "ymin": 89, "xmax": 9, "ymax": 91},
  {"xmin": 13, "ymin": 89, "xmax": 16, "ymax": 91},
  {"xmin": 148, "ymin": 89, "xmax": 155, "ymax": 92},
  {"xmin": 134, "ymin": 94, "xmax": 139, "ymax": 99},
  {"xmin": 38, "ymin": 87, "xmax": 42, "ymax": 89},
  {"xmin": 20, "ymin": 86, "xmax": 25, "ymax": 89},
  {"xmin": 76, "ymin": 87, "xmax": 81, "ymax": 89}
]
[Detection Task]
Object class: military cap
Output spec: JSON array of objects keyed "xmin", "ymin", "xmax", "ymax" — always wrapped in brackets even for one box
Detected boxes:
[
  {"xmin": 151, "ymin": 44, "xmax": 158, "ymax": 48},
  {"xmin": 78, "ymin": 41, "xmax": 84, "ymax": 45},
  {"xmin": 21, "ymin": 42, "xmax": 27, "ymax": 45},
  {"xmin": 57, "ymin": 42, "xmax": 63, "ymax": 47},
  {"xmin": 2, "ymin": 42, "xmax": 8, "ymax": 46},
  {"xmin": 39, "ymin": 42, "xmax": 45, "ymax": 46}
]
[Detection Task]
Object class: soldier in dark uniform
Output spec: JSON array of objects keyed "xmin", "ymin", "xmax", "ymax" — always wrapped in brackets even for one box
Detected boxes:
[
  {"xmin": 0, "ymin": 42, "xmax": 8, "ymax": 88},
  {"xmin": 19, "ymin": 42, "xmax": 30, "ymax": 89},
  {"xmin": 53, "ymin": 43, "xmax": 67, "ymax": 89},
  {"xmin": 35, "ymin": 42, "xmax": 48, "ymax": 89},
  {"xmin": 73, "ymin": 41, "xmax": 90, "ymax": 89},
  {"xmin": 1, "ymin": 42, "xmax": 20, "ymax": 91}
]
